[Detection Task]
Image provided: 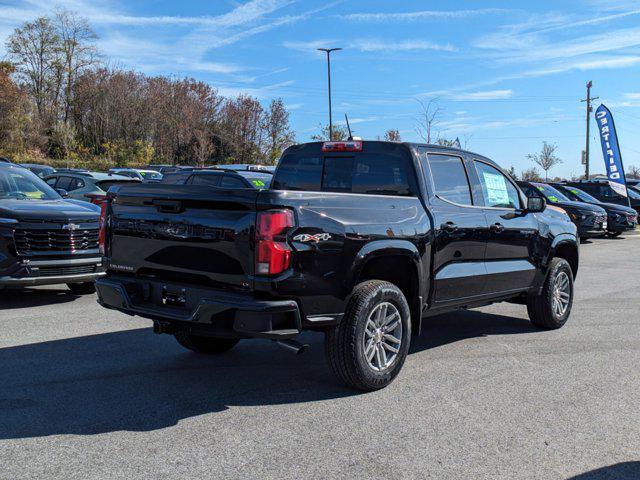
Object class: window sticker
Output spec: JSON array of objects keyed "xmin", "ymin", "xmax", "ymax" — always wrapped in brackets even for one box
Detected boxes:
[
  {"xmin": 482, "ymin": 171, "xmax": 509, "ymax": 205},
  {"xmin": 251, "ymin": 179, "xmax": 266, "ymax": 187}
]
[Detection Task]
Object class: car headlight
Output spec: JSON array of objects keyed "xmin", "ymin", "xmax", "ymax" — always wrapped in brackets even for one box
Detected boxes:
[{"xmin": 0, "ymin": 218, "xmax": 18, "ymax": 224}]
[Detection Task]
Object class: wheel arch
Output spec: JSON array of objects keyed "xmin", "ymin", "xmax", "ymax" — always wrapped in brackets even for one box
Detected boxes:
[
  {"xmin": 347, "ymin": 240, "xmax": 425, "ymax": 335},
  {"xmin": 550, "ymin": 236, "xmax": 579, "ymax": 278}
]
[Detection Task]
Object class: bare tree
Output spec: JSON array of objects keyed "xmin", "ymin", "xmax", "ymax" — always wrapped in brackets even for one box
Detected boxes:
[
  {"xmin": 263, "ymin": 98, "xmax": 295, "ymax": 164},
  {"xmin": 383, "ymin": 129, "xmax": 401, "ymax": 142},
  {"xmin": 55, "ymin": 10, "xmax": 99, "ymax": 121},
  {"xmin": 6, "ymin": 16, "xmax": 60, "ymax": 121},
  {"xmin": 627, "ymin": 164, "xmax": 640, "ymax": 178},
  {"xmin": 521, "ymin": 167, "xmax": 542, "ymax": 182},
  {"xmin": 527, "ymin": 142, "xmax": 562, "ymax": 181},
  {"xmin": 415, "ymin": 98, "xmax": 441, "ymax": 143},
  {"xmin": 192, "ymin": 129, "xmax": 214, "ymax": 167},
  {"xmin": 506, "ymin": 165, "xmax": 518, "ymax": 180}
]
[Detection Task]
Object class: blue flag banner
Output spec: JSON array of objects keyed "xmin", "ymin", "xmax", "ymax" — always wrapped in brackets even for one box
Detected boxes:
[{"xmin": 595, "ymin": 104, "xmax": 628, "ymax": 198}]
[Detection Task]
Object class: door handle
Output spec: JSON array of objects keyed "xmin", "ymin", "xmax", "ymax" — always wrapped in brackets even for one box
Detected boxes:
[
  {"xmin": 490, "ymin": 222, "xmax": 505, "ymax": 233},
  {"xmin": 441, "ymin": 221, "xmax": 458, "ymax": 232}
]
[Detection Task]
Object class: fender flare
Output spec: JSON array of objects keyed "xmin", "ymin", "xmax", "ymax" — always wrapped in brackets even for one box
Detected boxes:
[
  {"xmin": 345, "ymin": 240, "xmax": 426, "ymax": 332},
  {"xmin": 548, "ymin": 234, "xmax": 579, "ymax": 270}
]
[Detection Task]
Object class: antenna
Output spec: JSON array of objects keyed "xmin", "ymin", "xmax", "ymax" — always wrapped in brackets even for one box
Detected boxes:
[{"xmin": 345, "ymin": 114, "xmax": 353, "ymax": 140}]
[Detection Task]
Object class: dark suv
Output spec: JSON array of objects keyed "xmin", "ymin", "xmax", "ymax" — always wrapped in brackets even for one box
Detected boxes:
[
  {"xmin": 517, "ymin": 181, "xmax": 607, "ymax": 241},
  {"xmin": 551, "ymin": 183, "xmax": 637, "ymax": 237},
  {"xmin": 563, "ymin": 180, "xmax": 640, "ymax": 215},
  {"xmin": 0, "ymin": 163, "xmax": 105, "ymax": 293}
]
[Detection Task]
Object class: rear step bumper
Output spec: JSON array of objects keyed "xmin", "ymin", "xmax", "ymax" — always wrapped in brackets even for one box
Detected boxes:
[{"xmin": 95, "ymin": 276, "xmax": 302, "ymax": 340}]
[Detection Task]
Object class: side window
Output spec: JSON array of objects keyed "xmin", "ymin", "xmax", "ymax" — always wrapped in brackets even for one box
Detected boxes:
[
  {"xmin": 220, "ymin": 175, "xmax": 247, "ymax": 188},
  {"xmin": 190, "ymin": 174, "xmax": 221, "ymax": 187},
  {"xmin": 46, "ymin": 177, "xmax": 58, "ymax": 187},
  {"xmin": 67, "ymin": 178, "xmax": 85, "ymax": 191},
  {"xmin": 54, "ymin": 176, "xmax": 73, "ymax": 191},
  {"xmin": 426, "ymin": 154, "xmax": 473, "ymax": 205},
  {"xmin": 521, "ymin": 185, "xmax": 542, "ymax": 199},
  {"xmin": 474, "ymin": 161, "xmax": 521, "ymax": 209}
]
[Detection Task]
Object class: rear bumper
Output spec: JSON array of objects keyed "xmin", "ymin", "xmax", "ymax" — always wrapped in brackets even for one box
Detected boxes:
[
  {"xmin": 0, "ymin": 257, "xmax": 105, "ymax": 286},
  {"xmin": 95, "ymin": 276, "xmax": 302, "ymax": 340}
]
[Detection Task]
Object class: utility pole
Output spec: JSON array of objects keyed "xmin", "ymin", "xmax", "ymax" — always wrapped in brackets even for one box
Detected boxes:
[
  {"xmin": 317, "ymin": 47, "xmax": 342, "ymax": 140},
  {"xmin": 580, "ymin": 80, "xmax": 599, "ymax": 180}
]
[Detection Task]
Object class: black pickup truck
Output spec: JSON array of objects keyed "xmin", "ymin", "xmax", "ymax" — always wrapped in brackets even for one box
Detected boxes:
[{"xmin": 96, "ymin": 141, "xmax": 579, "ymax": 390}]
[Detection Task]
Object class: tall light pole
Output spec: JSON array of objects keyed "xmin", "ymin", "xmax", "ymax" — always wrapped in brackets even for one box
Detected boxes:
[
  {"xmin": 318, "ymin": 47, "xmax": 342, "ymax": 140},
  {"xmin": 581, "ymin": 80, "xmax": 598, "ymax": 180}
]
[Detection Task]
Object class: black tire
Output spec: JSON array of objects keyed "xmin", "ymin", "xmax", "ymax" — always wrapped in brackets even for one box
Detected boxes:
[
  {"xmin": 527, "ymin": 258, "xmax": 574, "ymax": 330},
  {"xmin": 579, "ymin": 236, "xmax": 588, "ymax": 243},
  {"xmin": 325, "ymin": 280, "xmax": 411, "ymax": 391},
  {"xmin": 67, "ymin": 282, "xmax": 96, "ymax": 294},
  {"xmin": 174, "ymin": 332, "xmax": 240, "ymax": 354},
  {"xmin": 607, "ymin": 231, "xmax": 622, "ymax": 238}
]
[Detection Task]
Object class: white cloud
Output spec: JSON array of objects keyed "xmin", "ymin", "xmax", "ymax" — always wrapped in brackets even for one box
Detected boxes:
[
  {"xmin": 523, "ymin": 56, "xmax": 640, "ymax": 77},
  {"xmin": 342, "ymin": 8, "xmax": 509, "ymax": 22},
  {"xmin": 349, "ymin": 39, "xmax": 456, "ymax": 53},
  {"xmin": 284, "ymin": 38, "xmax": 456, "ymax": 53},
  {"xmin": 451, "ymin": 89, "xmax": 514, "ymax": 101},
  {"xmin": 216, "ymin": 80, "xmax": 295, "ymax": 99},
  {"xmin": 625, "ymin": 93, "xmax": 640, "ymax": 99}
]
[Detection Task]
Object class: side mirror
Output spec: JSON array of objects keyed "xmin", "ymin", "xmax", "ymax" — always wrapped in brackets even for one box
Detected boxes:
[
  {"xmin": 527, "ymin": 196, "xmax": 546, "ymax": 213},
  {"xmin": 55, "ymin": 188, "xmax": 70, "ymax": 198}
]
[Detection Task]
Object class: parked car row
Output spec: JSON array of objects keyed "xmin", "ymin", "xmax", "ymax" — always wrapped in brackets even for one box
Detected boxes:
[{"xmin": 516, "ymin": 180, "xmax": 638, "ymax": 241}]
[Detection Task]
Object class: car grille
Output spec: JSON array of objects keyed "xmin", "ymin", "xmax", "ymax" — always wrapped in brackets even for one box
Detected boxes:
[
  {"xmin": 34, "ymin": 265, "xmax": 98, "ymax": 277},
  {"xmin": 13, "ymin": 228, "xmax": 99, "ymax": 254},
  {"xmin": 595, "ymin": 214, "xmax": 606, "ymax": 225}
]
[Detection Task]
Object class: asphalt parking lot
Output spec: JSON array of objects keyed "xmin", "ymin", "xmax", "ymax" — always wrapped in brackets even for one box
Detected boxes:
[{"xmin": 1, "ymin": 235, "xmax": 639, "ymax": 480}]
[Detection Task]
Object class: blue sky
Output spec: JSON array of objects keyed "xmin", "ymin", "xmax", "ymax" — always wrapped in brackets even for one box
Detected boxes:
[{"xmin": 2, "ymin": 0, "xmax": 640, "ymax": 177}]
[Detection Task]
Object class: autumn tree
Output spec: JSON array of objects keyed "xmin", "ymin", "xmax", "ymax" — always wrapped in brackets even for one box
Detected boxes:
[
  {"xmin": 312, "ymin": 123, "xmax": 348, "ymax": 141},
  {"xmin": 527, "ymin": 142, "xmax": 562, "ymax": 181},
  {"xmin": 384, "ymin": 129, "xmax": 401, "ymax": 142},
  {"xmin": 521, "ymin": 167, "xmax": 542, "ymax": 182}
]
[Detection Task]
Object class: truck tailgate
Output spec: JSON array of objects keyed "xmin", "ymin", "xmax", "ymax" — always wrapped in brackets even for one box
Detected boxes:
[{"xmin": 108, "ymin": 184, "xmax": 259, "ymax": 291}]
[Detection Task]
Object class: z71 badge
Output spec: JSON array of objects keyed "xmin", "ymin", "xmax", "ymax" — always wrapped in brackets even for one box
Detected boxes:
[{"xmin": 293, "ymin": 233, "xmax": 331, "ymax": 243}]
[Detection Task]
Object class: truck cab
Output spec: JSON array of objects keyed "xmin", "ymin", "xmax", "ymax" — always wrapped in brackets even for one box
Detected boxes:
[{"xmin": 96, "ymin": 141, "xmax": 579, "ymax": 391}]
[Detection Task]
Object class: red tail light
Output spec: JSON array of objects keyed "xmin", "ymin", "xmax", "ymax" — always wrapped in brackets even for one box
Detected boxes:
[
  {"xmin": 322, "ymin": 141, "xmax": 363, "ymax": 152},
  {"xmin": 85, "ymin": 194, "xmax": 107, "ymax": 205},
  {"xmin": 98, "ymin": 201, "xmax": 107, "ymax": 255},
  {"xmin": 255, "ymin": 209, "xmax": 294, "ymax": 275}
]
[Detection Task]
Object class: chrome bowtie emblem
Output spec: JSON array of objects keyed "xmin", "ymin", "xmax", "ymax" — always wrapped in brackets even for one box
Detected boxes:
[{"xmin": 62, "ymin": 223, "xmax": 80, "ymax": 230}]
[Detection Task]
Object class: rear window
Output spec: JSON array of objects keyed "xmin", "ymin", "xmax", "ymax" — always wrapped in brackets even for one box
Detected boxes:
[
  {"xmin": 96, "ymin": 180, "xmax": 137, "ymax": 191},
  {"xmin": 272, "ymin": 148, "xmax": 416, "ymax": 196}
]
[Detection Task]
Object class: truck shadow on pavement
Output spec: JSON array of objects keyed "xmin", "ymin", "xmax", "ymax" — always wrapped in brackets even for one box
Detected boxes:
[
  {"xmin": 0, "ymin": 309, "xmax": 536, "ymax": 439},
  {"xmin": 0, "ymin": 287, "xmax": 80, "ymax": 310},
  {"xmin": 566, "ymin": 462, "xmax": 640, "ymax": 479}
]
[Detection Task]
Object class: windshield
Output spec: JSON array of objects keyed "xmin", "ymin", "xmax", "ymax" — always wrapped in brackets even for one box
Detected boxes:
[
  {"xmin": 0, "ymin": 167, "xmax": 60, "ymax": 200},
  {"xmin": 532, "ymin": 183, "xmax": 571, "ymax": 203},
  {"xmin": 139, "ymin": 170, "xmax": 163, "ymax": 180},
  {"xmin": 96, "ymin": 180, "xmax": 138, "ymax": 191},
  {"xmin": 560, "ymin": 186, "xmax": 601, "ymax": 204}
]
